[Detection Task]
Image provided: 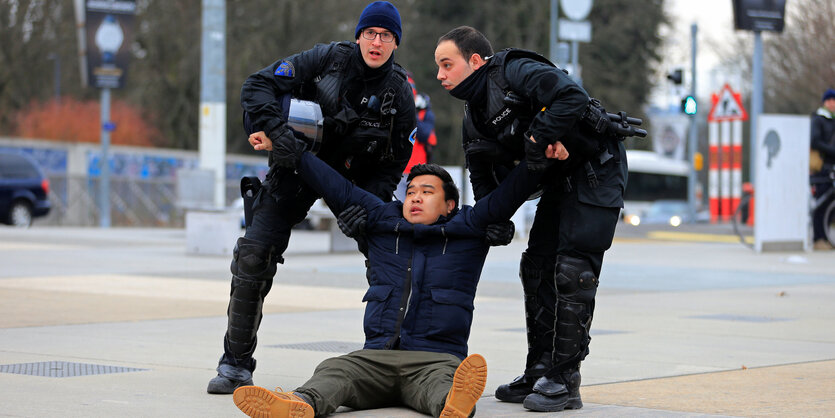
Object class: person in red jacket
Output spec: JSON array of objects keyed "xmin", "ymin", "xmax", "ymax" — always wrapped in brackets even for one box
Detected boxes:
[{"xmin": 395, "ymin": 74, "xmax": 438, "ymax": 201}]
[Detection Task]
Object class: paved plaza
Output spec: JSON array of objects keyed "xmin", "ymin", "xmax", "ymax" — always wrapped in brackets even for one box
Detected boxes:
[{"xmin": 1, "ymin": 224, "xmax": 833, "ymax": 417}]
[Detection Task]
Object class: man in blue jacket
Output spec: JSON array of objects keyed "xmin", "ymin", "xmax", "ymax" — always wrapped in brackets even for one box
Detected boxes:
[{"xmin": 232, "ymin": 141, "xmax": 552, "ymax": 417}]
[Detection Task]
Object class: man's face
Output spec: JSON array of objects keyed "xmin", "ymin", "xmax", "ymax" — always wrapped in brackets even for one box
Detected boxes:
[
  {"xmin": 403, "ymin": 174, "xmax": 455, "ymax": 225},
  {"xmin": 434, "ymin": 40, "xmax": 484, "ymax": 91},
  {"xmin": 825, "ymin": 98, "xmax": 835, "ymax": 113},
  {"xmin": 356, "ymin": 26, "xmax": 397, "ymax": 69}
]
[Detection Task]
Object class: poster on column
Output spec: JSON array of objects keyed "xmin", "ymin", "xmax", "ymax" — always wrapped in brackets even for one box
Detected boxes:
[
  {"xmin": 754, "ymin": 114, "xmax": 809, "ymax": 252},
  {"xmin": 85, "ymin": 0, "xmax": 136, "ymax": 89},
  {"xmin": 650, "ymin": 113, "xmax": 688, "ymax": 161}
]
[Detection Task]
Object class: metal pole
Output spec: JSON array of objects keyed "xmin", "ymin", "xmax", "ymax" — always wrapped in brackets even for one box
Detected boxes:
[
  {"xmin": 688, "ymin": 23, "xmax": 698, "ymax": 214},
  {"xmin": 571, "ymin": 40, "xmax": 581, "ymax": 86},
  {"xmin": 549, "ymin": 0, "xmax": 559, "ymax": 65},
  {"xmin": 99, "ymin": 88, "xmax": 111, "ymax": 228},
  {"xmin": 750, "ymin": 30, "xmax": 763, "ymax": 184},
  {"xmin": 199, "ymin": 0, "xmax": 227, "ymax": 209}
]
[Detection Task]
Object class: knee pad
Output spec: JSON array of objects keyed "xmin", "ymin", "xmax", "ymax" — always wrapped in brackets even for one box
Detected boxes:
[
  {"xmin": 231, "ymin": 237, "xmax": 279, "ymax": 281},
  {"xmin": 555, "ymin": 255, "xmax": 597, "ymax": 304}
]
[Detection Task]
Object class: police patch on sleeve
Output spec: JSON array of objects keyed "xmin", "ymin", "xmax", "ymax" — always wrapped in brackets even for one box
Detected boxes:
[
  {"xmin": 408, "ymin": 127, "xmax": 417, "ymax": 145},
  {"xmin": 274, "ymin": 61, "xmax": 294, "ymax": 78}
]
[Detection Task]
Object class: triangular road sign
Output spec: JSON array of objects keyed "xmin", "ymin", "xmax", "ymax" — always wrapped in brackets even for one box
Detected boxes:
[{"xmin": 708, "ymin": 84, "xmax": 748, "ymax": 122}]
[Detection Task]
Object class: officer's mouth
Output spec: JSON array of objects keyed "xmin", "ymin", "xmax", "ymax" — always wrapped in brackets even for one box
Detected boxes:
[
  {"xmin": 369, "ymin": 50, "xmax": 383, "ymax": 59},
  {"xmin": 441, "ymin": 83, "xmax": 453, "ymax": 90}
]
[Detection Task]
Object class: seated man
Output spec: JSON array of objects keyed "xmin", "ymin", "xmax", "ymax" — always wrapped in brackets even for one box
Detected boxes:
[{"xmin": 232, "ymin": 143, "xmax": 547, "ymax": 417}]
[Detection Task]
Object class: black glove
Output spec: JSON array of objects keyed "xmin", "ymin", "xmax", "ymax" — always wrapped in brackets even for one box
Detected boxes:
[
  {"xmin": 485, "ymin": 220, "xmax": 515, "ymax": 246},
  {"xmin": 337, "ymin": 204, "xmax": 367, "ymax": 239},
  {"xmin": 270, "ymin": 127, "xmax": 308, "ymax": 168},
  {"xmin": 524, "ymin": 134, "xmax": 551, "ymax": 172},
  {"xmin": 324, "ymin": 106, "xmax": 359, "ymax": 136}
]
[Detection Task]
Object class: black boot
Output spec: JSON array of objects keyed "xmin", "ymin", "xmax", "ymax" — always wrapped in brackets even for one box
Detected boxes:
[
  {"xmin": 496, "ymin": 253, "xmax": 557, "ymax": 403},
  {"xmin": 208, "ymin": 238, "xmax": 277, "ymax": 394},
  {"xmin": 522, "ymin": 367, "xmax": 582, "ymax": 412}
]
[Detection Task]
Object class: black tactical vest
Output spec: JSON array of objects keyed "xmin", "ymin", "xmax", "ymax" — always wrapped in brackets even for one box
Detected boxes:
[{"xmin": 462, "ymin": 48, "xmax": 558, "ymax": 162}]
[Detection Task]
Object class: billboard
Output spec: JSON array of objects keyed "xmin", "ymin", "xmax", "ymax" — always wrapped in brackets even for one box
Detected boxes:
[{"xmin": 85, "ymin": 0, "xmax": 136, "ymax": 88}]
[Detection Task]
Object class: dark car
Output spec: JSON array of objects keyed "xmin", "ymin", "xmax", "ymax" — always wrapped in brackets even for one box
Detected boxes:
[{"xmin": 0, "ymin": 152, "xmax": 51, "ymax": 227}]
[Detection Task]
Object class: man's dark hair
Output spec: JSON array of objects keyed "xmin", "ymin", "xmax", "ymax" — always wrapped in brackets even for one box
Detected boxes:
[
  {"xmin": 407, "ymin": 163, "xmax": 460, "ymax": 208},
  {"xmin": 438, "ymin": 26, "xmax": 493, "ymax": 62}
]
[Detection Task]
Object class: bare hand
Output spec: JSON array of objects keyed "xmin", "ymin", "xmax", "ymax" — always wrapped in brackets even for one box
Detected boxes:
[
  {"xmin": 249, "ymin": 131, "xmax": 273, "ymax": 151},
  {"xmin": 545, "ymin": 141, "xmax": 569, "ymax": 160}
]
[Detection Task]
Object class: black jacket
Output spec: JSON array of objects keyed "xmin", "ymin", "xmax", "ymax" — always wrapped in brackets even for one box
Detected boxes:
[
  {"xmin": 241, "ymin": 42, "xmax": 416, "ymax": 200},
  {"xmin": 296, "ymin": 151, "xmax": 540, "ymax": 359},
  {"xmin": 811, "ymin": 108, "xmax": 835, "ymax": 171},
  {"xmin": 452, "ymin": 49, "xmax": 625, "ymax": 208}
]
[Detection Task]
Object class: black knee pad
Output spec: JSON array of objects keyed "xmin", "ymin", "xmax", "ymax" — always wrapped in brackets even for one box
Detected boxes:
[
  {"xmin": 231, "ymin": 237, "xmax": 279, "ymax": 281},
  {"xmin": 555, "ymin": 255, "xmax": 597, "ymax": 303}
]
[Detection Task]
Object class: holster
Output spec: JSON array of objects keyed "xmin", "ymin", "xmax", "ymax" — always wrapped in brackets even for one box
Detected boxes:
[{"xmin": 240, "ymin": 176, "xmax": 262, "ymax": 228}]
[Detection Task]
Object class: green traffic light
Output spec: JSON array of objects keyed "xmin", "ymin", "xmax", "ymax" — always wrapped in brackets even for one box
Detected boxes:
[{"xmin": 682, "ymin": 95, "xmax": 697, "ymax": 115}]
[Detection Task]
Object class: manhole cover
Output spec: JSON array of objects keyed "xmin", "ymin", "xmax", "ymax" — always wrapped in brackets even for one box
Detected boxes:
[
  {"xmin": 0, "ymin": 361, "xmax": 148, "ymax": 378},
  {"xmin": 268, "ymin": 341, "xmax": 364, "ymax": 353}
]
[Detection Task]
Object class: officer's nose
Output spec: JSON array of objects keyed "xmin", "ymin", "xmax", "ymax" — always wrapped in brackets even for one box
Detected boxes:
[{"xmin": 436, "ymin": 68, "xmax": 444, "ymax": 81}]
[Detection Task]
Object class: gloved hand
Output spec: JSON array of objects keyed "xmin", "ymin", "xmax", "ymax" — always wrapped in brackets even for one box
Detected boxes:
[
  {"xmin": 485, "ymin": 220, "xmax": 515, "ymax": 246},
  {"xmin": 337, "ymin": 204, "xmax": 367, "ymax": 238},
  {"xmin": 524, "ymin": 134, "xmax": 551, "ymax": 172},
  {"xmin": 324, "ymin": 106, "xmax": 359, "ymax": 136},
  {"xmin": 270, "ymin": 127, "xmax": 308, "ymax": 168}
]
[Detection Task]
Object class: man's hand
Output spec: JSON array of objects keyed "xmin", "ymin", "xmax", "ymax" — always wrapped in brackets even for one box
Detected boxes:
[
  {"xmin": 545, "ymin": 141, "xmax": 569, "ymax": 160},
  {"xmin": 249, "ymin": 131, "xmax": 273, "ymax": 151},
  {"xmin": 337, "ymin": 204, "xmax": 367, "ymax": 238},
  {"xmin": 485, "ymin": 220, "xmax": 515, "ymax": 246},
  {"xmin": 524, "ymin": 135, "xmax": 551, "ymax": 171},
  {"xmin": 270, "ymin": 127, "xmax": 308, "ymax": 168}
]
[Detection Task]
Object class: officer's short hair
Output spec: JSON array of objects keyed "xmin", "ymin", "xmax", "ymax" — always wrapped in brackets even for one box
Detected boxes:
[
  {"xmin": 407, "ymin": 164, "xmax": 460, "ymax": 209},
  {"xmin": 438, "ymin": 26, "xmax": 493, "ymax": 62}
]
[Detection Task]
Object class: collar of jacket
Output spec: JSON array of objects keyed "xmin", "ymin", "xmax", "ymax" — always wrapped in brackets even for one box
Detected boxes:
[
  {"xmin": 353, "ymin": 44, "xmax": 394, "ymax": 82},
  {"xmin": 450, "ymin": 63, "xmax": 490, "ymax": 104},
  {"xmin": 817, "ymin": 107, "xmax": 833, "ymax": 119}
]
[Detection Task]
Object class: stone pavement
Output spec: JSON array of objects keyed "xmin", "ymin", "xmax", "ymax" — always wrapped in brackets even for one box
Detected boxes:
[{"xmin": 0, "ymin": 224, "xmax": 834, "ymax": 417}]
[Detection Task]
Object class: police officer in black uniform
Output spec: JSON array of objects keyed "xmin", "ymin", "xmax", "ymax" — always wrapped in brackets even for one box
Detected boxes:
[
  {"xmin": 207, "ymin": 1, "xmax": 416, "ymax": 394},
  {"xmin": 434, "ymin": 26, "xmax": 635, "ymax": 412}
]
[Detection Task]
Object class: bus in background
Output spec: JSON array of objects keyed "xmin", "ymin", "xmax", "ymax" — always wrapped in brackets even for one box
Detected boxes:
[{"xmin": 622, "ymin": 150, "xmax": 689, "ymax": 226}]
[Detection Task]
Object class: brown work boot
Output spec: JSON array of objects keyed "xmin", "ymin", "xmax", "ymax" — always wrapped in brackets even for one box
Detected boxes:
[
  {"xmin": 813, "ymin": 239, "xmax": 834, "ymax": 250},
  {"xmin": 233, "ymin": 386, "xmax": 313, "ymax": 418},
  {"xmin": 441, "ymin": 354, "xmax": 487, "ymax": 417}
]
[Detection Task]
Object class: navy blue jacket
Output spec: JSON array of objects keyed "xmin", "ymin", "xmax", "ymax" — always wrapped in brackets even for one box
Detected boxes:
[{"xmin": 297, "ymin": 152, "xmax": 539, "ymax": 359}]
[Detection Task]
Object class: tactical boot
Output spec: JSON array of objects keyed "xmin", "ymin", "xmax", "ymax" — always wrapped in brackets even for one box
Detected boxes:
[
  {"xmin": 207, "ymin": 363, "xmax": 254, "ymax": 394},
  {"xmin": 233, "ymin": 386, "xmax": 313, "ymax": 418},
  {"xmin": 440, "ymin": 354, "xmax": 487, "ymax": 418},
  {"xmin": 522, "ymin": 368, "xmax": 582, "ymax": 412},
  {"xmin": 494, "ymin": 373, "xmax": 538, "ymax": 403}
]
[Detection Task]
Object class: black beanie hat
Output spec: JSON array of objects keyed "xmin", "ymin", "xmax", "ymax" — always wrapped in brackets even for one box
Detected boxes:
[{"xmin": 354, "ymin": 1, "xmax": 402, "ymax": 45}]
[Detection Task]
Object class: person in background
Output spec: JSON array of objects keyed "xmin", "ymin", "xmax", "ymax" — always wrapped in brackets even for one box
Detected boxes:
[
  {"xmin": 810, "ymin": 88, "xmax": 835, "ymax": 250},
  {"xmin": 395, "ymin": 74, "xmax": 438, "ymax": 201}
]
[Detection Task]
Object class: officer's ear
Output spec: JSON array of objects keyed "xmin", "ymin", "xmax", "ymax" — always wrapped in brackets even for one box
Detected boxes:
[{"xmin": 469, "ymin": 53, "xmax": 486, "ymax": 70}]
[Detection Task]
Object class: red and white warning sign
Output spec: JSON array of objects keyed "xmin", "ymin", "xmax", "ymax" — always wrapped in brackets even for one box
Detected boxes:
[
  {"xmin": 708, "ymin": 84, "xmax": 748, "ymax": 122},
  {"xmin": 707, "ymin": 84, "xmax": 747, "ymax": 223}
]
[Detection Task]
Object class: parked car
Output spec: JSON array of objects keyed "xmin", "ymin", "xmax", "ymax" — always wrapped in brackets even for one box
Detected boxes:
[{"xmin": 0, "ymin": 152, "xmax": 51, "ymax": 227}]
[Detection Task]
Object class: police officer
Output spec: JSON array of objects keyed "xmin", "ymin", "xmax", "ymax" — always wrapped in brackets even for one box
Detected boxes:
[
  {"xmin": 434, "ymin": 26, "xmax": 629, "ymax": 412},
  {"xmin": 207, "ymin": 1, "xmax": 416, "ymax": 394}
]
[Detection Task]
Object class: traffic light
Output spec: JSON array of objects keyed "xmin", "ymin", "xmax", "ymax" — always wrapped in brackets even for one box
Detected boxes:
[
  {"xmin": 667, "ymin": 69, "xmax": 683, "ymax": 85},
  {"xmin": 681, "ymin": 95, "xmax": 697, "ymax": 115}
]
